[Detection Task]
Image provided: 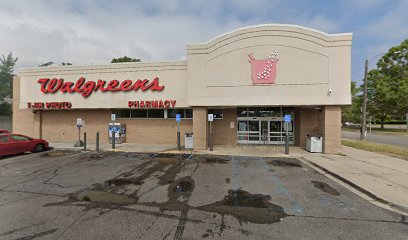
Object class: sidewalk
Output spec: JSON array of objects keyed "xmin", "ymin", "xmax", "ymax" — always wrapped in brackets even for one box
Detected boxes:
[
  {"xmin": 301, "ymin": 146, "xmax": 408, "ymax": 213},
  {"xmin": 50, "ymin": 141, "xmax": 408, "ymax": 213},
  {"xmin": 50, "ymin": 141, "xmax": 175, "ymax": 153}
]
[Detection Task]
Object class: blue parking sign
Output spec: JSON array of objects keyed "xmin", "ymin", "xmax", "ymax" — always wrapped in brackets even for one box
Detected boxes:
[
  {"xmin": 284, "ymin": 114, "xmax": 291, "ymax": 122},
  {"xmin": 175, "ymin": 114, "xmax": 181, "ymax": 122}
]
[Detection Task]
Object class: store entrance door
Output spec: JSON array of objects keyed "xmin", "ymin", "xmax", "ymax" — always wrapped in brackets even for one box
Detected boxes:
[{"xmin": 237, "ymin": 118, "xmax": 294, "ymax": 145}]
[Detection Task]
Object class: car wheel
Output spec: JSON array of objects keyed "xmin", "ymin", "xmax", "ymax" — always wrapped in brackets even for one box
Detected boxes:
[{"xmin": 33, "ymin": 144, "xmax": 45, "ymax": 153}]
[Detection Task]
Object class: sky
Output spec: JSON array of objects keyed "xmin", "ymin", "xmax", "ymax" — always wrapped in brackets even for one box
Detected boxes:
[{"xmin": 0, "ymin": 0, "xmax": 407, "ymax": 84}]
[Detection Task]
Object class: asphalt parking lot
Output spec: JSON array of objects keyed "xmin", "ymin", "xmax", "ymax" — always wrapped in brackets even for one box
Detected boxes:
[{"xmin": 0, "ymin": 150, "xmax": 407, "ymax": 240}]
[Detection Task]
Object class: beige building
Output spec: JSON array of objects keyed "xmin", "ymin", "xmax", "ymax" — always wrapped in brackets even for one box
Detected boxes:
[{"xmin": 13, "ymin": 24, "xmax": 352, "ymax": 153}]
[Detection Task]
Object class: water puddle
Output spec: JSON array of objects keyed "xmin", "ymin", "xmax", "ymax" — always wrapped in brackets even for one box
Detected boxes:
[
  {"xmin": 173, "ymin": 178, "xmax": 194, "ymax": 193},
  {"xmin": 106, "ymin": 178, "xmax": 143, "ymax": 186},
  {"xmin": 81, "ymin": 152, "xmax": 114, "ymax": 161},
  {"xmin": 42, "ymin": 150, "xmax": 77, "ymax": 157},
  {"xmin": 192, "ymin": 155, "xmax": 229, "ymax": 164},
  {"xmin": 77, "ymin": 191, "xmax": 137, "ymax": 204},
  {"xmin": 267, "ymin": 158, "xmax": 302, "ymax": 168},
  {"xmin": 198, "ymin": 189, "xmax": 288, "ymax": 224},
  {"xmin": 312, "ymin": 181, "xmax": 340, "ymax": 196}
]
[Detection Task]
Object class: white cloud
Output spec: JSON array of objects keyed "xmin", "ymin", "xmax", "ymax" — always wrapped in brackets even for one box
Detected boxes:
[{"xmin": 0, "ymin": 0, "xmax": 404, "ymax": 76}]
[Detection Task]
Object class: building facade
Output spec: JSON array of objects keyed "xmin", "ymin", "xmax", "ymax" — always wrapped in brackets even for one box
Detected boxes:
[{"xmin": 13, "ymin": 24, "xmax": 352, "ymax": 153}]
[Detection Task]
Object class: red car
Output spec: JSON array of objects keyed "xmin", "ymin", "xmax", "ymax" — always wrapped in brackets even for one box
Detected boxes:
[
  {"xmin": 0, "ymin": 133, "xmax": 49, "ymax": 156},
  {"xmin": 0, "ymin": 129, "xmax": 9, "ymax": 134}
]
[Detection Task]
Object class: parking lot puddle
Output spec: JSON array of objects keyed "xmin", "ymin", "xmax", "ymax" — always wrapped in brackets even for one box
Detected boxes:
[
  {"xmin": 106, "ymin": 178, "xmax": 143, "ymax": 186},
  {"xmin": 193, "ymin": 155, "xmax": 229, "ymax": 164},
  {"xmin": 197, "ymin": 189, "xmax": 288, "ymax": 224},
  {"xmin": 41, "ymin": 150, "xmax": 78, "ymax": 157},
  {"xmin": 267, "ymin": 158, "xmax": 302, "ymax": 168},
  {"xmin": 312, "ymin": 181, "xmax": 340, "ymax": 196},
  {"xmin": 77, "ymin": 191, "xmax": 137, "ymax": 204}
]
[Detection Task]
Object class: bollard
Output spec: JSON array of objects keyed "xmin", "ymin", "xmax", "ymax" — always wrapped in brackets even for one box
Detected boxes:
[
  {"xmin": 177, "ymin": 131, "xmax": 181, "ymax": 150},
  {"xmin": 285, "ymin": 133, "xmax": 289, "ymax": 155},
  {"xmin": 209, "ymin": 121, "xmax": 213, "ymax": 151},
  {"xmin": 96, "ymin": 132, "xmax": 99, "ymax": 152},
  {"xmin": 112, "ymin": 133, "xmax": 115, "ymax": 149},
  {"xmin": 83, "ymin": 132, "xmax": 87, "ymax": 151}
]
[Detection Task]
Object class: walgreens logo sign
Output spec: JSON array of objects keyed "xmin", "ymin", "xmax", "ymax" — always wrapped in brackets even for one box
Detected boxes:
[{"xmin": 37, "ymin": 77, "xmax": 165, "ymax": 98}]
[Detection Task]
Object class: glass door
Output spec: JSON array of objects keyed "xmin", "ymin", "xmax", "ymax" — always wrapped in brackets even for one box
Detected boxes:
[
  {"xmin": 261, "ymin": 121, "xmax": 269, "ymax": 144},
  {"xmin": 237, "ymin": 120, "xmax": 261, "ymax": 144},
  {"xmin": 269, "ymin": 120, "xmax": 283, "ymax": 144}
]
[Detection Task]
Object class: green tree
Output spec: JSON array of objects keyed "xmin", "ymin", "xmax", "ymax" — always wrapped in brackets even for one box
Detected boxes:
[
  {"xmin": 366, "ymin": 69, "xmax": 392, "ymax": 128},
  {"xmin": 0, "ymin": 52, "xmax": 18, "ymax": 116},
  {"xmin": 367, "ymin": 39, "xmax": 408, "ymax": 128},
  {"xmin": 111, "ymin": 56, "xmax": 141, "ymax": 63},
  {"xmin": 342, "ymin": 81, "xmax": 361, "ymax": 123},
  {"xmin": 0, "ymin": 53, "xmax": 18, "ymax": 98}
]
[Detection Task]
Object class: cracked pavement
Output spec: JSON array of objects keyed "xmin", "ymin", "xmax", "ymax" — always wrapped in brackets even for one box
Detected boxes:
[{"xmin": 0, "ymin": 150, "xmax": 407, "ymax": 240}]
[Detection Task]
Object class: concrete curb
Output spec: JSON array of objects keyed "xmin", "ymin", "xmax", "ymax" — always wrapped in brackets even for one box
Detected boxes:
[{"xmin": 300, "ymin": 157, "xmax": 408, "ymax": 215}]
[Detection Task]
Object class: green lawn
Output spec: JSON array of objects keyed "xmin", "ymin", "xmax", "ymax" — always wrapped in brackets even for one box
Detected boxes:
[
  {"xmin": 342, "ymin": 139, "xmax": 408, "ymax": 161},
  {"xmin": 342, "ymin": 127, "xmax": 407, "ymax": 135}
]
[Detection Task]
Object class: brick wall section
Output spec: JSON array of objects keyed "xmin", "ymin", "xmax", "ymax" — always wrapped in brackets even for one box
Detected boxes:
[
  {"xmin": 322, "ymin": 106, "xmax": 342, "ymax": 154},
  {"xmin": 212, "ymin": 108, "xmax": 237, "ymax": 145},
  {"xmin": 41, "ymin": 110, "xmax": 193, "ymax": 144},
  {"xmin": 12, "ymin": 76, "xmax": 37, "ymax": 137},
  {"xmin": 295, "ymin": 107, "xmax": 320, "ymax": 147},
  {"xmin": 120, "ymin": 118, "xmax": 192, "ymax": 145},
  {"xmin": 193, "ymin": 107, "xmax": 207, "ymax": 150},
  {"xmin": 42, "ymin": 110, "xmax": 110, "ymax": 143}
]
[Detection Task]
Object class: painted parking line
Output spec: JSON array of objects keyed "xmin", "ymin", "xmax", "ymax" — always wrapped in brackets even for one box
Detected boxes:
[{"xmin": 256, "ymin": 157, "xmax": 303, "ymax": 214}]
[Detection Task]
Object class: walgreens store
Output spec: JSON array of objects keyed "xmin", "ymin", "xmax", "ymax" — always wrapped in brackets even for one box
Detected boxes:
[{"xmin": 13, "ymin": 24, "xmax": 352, "ymax": 154}]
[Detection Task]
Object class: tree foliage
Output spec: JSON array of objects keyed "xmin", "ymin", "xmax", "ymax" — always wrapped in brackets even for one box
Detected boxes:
[
  {"xmin": 366, "ymin": 39, "xmax": 408, "ymax": 127},
  {"xmin": 0, "ymin": 52, "xmax": 18, "ymax": 116},
  {"xmin": 39, "ymin": 62, "xmax": 72, "ymax": 67},
  {"xmin": 342, "ymin": 81, "xmax": 361, "ymax": 123},
  {"xmin": 111, "ymin": 56, "xmax": 141, "ymax": 63}
]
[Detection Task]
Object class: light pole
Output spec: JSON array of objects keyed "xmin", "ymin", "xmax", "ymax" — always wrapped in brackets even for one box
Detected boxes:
[{"xmin": 360, "ymin": 52, "xmax": 387, "ymax": 140}]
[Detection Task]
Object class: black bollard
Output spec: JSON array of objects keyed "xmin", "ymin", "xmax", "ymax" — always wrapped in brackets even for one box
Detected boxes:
[
  {"xmin": 285, "ymin": 133, "xmax": 289, "ymax": 155},
  {"xmin": 83, "ymin": 132, "xmax": 87, "ymax": 151},
  {"xmin": 177, "ymin": 131, "xmax": 181, "ymax": 150},
  {"xmin": 96, "ymin": 132, "xmax": 99, "ymax": 152},
  {"xmin": 112, "ymin": 134, "xmax": 115, "ymax": 149}
]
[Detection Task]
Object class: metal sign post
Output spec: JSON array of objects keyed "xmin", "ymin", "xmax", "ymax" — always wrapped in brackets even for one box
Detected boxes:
[
  {"xmin": 109, "ymin": 125, "xmax": 119, "ymax": 149},
  {"xmin": 208, "ymin": 114, "xmax": 214, "ymax": 151},
  {"xmin": 176, "ymin": 114, "xmax": 181, "ymax": 150},
  {"xmin": 74, "ymin": 118, "xmax": 84, "ymax": 147},
  {"xmin": 284, "ymin": 114, "xmax": 291, "ymax": 155}
]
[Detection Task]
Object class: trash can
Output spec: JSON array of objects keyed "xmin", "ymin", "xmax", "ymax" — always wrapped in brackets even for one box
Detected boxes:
[
  {"xmin": 184, "ymin": 133, "xmax": 194, "ymax": 149},
  {"xmin": 306, "ymin": 135, "xmax": 323, "ymax": 153}
]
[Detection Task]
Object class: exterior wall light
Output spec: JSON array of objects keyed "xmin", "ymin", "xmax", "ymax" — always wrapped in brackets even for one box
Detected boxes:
[{"xmin": 328, "ymin": 88, "xmax": 333, "ymax": 95}]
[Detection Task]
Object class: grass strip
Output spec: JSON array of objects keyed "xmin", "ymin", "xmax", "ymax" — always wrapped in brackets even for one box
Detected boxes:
[{"xmin": 342, "ymin": 139, "xmax": 408, "ymax": 161}]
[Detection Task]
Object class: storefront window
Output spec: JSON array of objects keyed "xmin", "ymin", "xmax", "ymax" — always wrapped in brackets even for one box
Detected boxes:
[
  {"xmin": 167, "ymin": 109, "xmax": 193, "ymax": 119},
  {"xmin": 237, "ymin": 107, "xmax": 284, "ymax": 118},
  {"xmin": 167, "ymin": 109, "xmax": 184, "ymax": 118},
  {"xmin": 247, "ymin": 107, "xmax": 257, "ymax": 117},
  {"xmin": 148, "ymin": 109, "xmax": 164, "ymax": 118},
  {"xmin": 237, "ymin": 107, "xmax": 248, "ymax": 117},
  {"xmin": 113, "ymin": 109, "xmax": 192, "ymax": 119},
  {"xmin": 185, "ymin": 109, "xmax": 193, "ymax": 118},
  {"xmin": 131, "ymin": 110, "xmax": 147, "ymax": 118},
  {"xmin": 208, "ymin": 109, "xmax": 223, "ymax": 119},
  {"xmin": 114, "ymin": 109, "xmax": 130, "ymax": 118}
]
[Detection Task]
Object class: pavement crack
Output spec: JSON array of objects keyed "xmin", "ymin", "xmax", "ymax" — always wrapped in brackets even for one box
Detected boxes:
[
  {"xmin": 0, "ymin": 222, "xmax": 48, "ymax": 237},
  {"xmin": 10, "ymin": 228, "xmax": 58, "ymax": 240},
  {"xmin": 0, "ymin": 195, "xmax": 40, "ymax": 207}
]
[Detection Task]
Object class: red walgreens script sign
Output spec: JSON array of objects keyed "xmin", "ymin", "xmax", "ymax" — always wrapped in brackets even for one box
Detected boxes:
[{"xmin": 37, "ymin": 77, "xmax": 165, "ymax": 98}]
